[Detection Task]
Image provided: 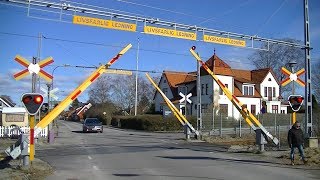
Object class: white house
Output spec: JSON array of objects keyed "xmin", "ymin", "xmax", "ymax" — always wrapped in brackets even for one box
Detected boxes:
[{"xmin": 154, "ymin": 52, "xmax": 288, "ymax": 119}]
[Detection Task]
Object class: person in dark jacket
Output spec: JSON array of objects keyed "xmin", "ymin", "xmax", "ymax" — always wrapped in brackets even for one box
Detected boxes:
[{"xmin": 287, "ymin": 121, "xmax": 307, "ymax": 165}]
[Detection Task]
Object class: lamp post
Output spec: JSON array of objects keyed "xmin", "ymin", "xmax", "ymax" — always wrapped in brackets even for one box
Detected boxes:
[
  {"xmin": 51, "ymin": 64, "xmax": 71, "ymax": 89},
  {"xmin": 289, "ymin": 60, "xmax": 297, "ymax": 124},
  {"xmin": 50, "ymin": 64, "xmax": 70, "ymax": 108}
]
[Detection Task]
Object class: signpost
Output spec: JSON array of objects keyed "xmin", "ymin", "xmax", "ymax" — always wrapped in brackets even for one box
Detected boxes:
[
  {"xmin": 13, "ymin": 55, "xmax": 54, "ymax": 82},
  {"xmin": 281, "ymin": 67, "xmax": 305, "ymax": 124},
  {"xmin": 21, "ymin": 93, "xmax": 44, "ymax": 162}
]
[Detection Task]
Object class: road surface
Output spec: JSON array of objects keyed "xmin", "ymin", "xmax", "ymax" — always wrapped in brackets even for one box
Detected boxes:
[{"xmin": 36, "ymin": 120, "xmax": 319, "ymax": 180}]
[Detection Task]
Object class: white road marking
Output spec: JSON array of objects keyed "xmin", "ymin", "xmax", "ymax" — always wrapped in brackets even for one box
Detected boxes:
[
  {"xmin": 88, "ymin": 156, "xmax": 92, "ymax": 160},
  {"xmin": 93, "ymin": 165, "xmax": 99, "ymax": 170}
]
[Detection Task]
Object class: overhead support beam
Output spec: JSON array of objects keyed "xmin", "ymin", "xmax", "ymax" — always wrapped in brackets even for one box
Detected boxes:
[{"xmin": 2, "ymin": 0, "xmax": 307, "ymax": 50}]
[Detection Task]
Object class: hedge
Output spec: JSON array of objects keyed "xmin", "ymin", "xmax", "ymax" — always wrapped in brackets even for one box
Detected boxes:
[{"xmin": 110, "ymin": 115, "xmax": 197, "ymax": 131}]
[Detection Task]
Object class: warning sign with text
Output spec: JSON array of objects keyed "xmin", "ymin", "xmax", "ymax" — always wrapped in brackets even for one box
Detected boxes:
[
  {"xmin": 73, "ymin": 15, "xmax": 137, "ymax": 32},
  {"xmin": 203, "ymin": 35, "xmax": 246, "ymax": 47},
  {"xmin": 144, "ymin": 26, "xmax": 196, "ymax": 41}
]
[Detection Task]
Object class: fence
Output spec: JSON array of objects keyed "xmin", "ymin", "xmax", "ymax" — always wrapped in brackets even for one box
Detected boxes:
[
  {"xmin": 201, "ymin": 112, "xmax": 320, "ymax": 137},
  {"xmin": 0, "ymin": 126, "xmax": 48, "ymax": 138}
]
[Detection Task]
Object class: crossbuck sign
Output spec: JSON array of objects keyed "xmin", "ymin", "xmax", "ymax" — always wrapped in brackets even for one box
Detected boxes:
[{"xmin": 179, "ymin": 92, "xmax": 192, "ymax": 104}]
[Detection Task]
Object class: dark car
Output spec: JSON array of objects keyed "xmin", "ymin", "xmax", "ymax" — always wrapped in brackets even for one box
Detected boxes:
[{"xmin": 82, "ymin": 118, "xmax": 103, "ymax": 133}]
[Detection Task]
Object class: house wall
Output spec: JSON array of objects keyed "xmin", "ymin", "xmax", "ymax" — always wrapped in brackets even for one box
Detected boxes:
[
  {"xmin": 198, "ymin": 75, "xmax": 234, "ymax": 117},
  {"xmin": 260, "ymin": 72, "xmax": 279, "ymax": 101},
  {"xmin": 154, "ymin": 76, "xmax": 173, "ymax": 112},
  {"xmin": 234, "ymin": 97, "xmax": 261, "ymax": 119}
]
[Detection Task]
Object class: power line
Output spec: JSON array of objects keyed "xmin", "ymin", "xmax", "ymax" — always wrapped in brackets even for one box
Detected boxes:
[
  {"xmin": 255, "ymin": 0, "xmax": 287, "ymax": 36},
  {"xmin": 2, "ymin": 30, "xmax": 319, "ymax": 67},
  {"xmin": 117, "ymin": 0, "xmax": 254, "ymax": 32}
]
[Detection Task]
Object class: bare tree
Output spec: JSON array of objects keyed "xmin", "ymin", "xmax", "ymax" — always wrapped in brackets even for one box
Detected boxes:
[
  {"xmin": 88, "ymin": 75, "xmax": 112, "ymax": 104},
  {"xmin": 249, "ymin": 38, "xmax": 305, "ymax": 96},
  {"xmin": 110, "ymin": 75, "xmax": 135, "ymax": 114},
  {"xmin": 110, "ymin": 74, "xmax": 156, "ymax": 114}
]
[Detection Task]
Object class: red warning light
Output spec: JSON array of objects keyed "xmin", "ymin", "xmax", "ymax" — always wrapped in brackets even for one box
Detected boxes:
[
  {"xmin": 22, "ymin": 95, "xmax": 32, "ymax": 104},
  {"xmin": 34, "ymin": 95, "xmax": 43, "ymax": 104}
]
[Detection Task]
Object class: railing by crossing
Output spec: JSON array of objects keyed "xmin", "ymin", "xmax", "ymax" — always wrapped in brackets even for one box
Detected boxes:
[{"xmin": 0, "ymin": 126, "xmax": 48, "ymax": 138}]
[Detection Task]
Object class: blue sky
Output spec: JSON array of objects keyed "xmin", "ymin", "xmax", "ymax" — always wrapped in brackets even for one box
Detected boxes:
[{"xmin": 0, "ymin": 0, "xmax": 319, "ymax": 105}]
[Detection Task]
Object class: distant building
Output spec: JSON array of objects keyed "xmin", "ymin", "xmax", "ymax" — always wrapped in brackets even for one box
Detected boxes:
[{"xmin": 154, "ymin": 52, "xmax": 288, "ymax": 119}]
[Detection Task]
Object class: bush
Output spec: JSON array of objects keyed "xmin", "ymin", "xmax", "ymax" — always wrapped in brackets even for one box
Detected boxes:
[{"xmin": 110, "ymin": 115, "xmax": 197, "ymax": 131}]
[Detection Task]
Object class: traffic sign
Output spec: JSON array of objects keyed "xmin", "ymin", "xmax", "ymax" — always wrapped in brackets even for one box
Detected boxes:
[
  {"xmin": 288, "ymin": 95, "xmax": 304, "ymax": 112},
  {"xmin": 13, "ymin": 55, "xmax": 54, "ymax": 82},
  {"xmin": 280, "ymin": 67, "xmax": 305, "ymax": 87},
  {"xmin": 41, "ymin": 87, "xmax": 60, "ymax": 100},
  {"xmin": 179, "ymin": 92, "xmax": 192, "ymax": 104},
  {"xmin": 21, "ymin": 93, "xmax": 44, "ymax": 115}
]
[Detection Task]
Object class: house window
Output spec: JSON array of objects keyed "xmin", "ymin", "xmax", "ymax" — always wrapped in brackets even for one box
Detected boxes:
[
  {"xmin": 162, "ymin": 88, "xmax": 168, "ymax": 95},
  {"xmin": 163, "ymin": 79, "xmax": 167, "ymax": 83},
  {"xmin": 243, "ymin": 85, "xmax": 254, "ymax": 96},
  {"xmin": 219, "ymin": 84, "xmax": 228, "ymax": 95},
  {"xmin": 273, "ymin": 87, "xmax": 276, "ymax": 97},
  {"xmin": 281, "ymin": 110, "xmax": 285, "ymax": 114},
  {"xmin": 251, "ymin": 105, "xmax": 256, "ymax": 115},
  {"xmin": 264, "ymin": 87, "xmax": 267, "ymax": 97},
  {"xmin": 265, "ymin": 87, "xmax": 275, "ymax": 99},
  {"xmin": 201, "ymin": 84, "xmax": 204, "ymax": 95},
  {"xmin": 205, "ymin": 84, "xmax": 208, "ymax": 95},
  {"xmin": 272, "ymin": 105, "xmax": 278, "ymax": 113}
]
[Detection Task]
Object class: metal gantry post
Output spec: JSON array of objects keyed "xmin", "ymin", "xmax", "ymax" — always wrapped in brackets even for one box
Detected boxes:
[
  {"xmin": 303, "ymin": 0, "xmax": 313, "ymax": 137},
  {"xmin": 196, "ymin": 53, "xmax": 202, "ymax": 131}
]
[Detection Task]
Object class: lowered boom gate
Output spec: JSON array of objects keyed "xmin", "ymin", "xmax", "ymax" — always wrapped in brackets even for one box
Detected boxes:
[
  {"xmin": 189, "ymin": 47, "xmax": 279, "ymax": 145},
  {"xmin": 6, "ymin": 44, "xmax": 132, "ymax": 159},
  {"xmin": 145, "ymin": 73, "xmax": 199, "ymax": 136}
]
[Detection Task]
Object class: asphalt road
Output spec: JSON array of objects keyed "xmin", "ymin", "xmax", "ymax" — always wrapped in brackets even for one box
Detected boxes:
[{"xmin": 36, "ymin": 120, "xmax": 319, "ymax": 180}]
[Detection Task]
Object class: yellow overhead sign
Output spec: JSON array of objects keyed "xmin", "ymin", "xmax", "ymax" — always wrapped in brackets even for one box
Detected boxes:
[
  {"xmin": 144, "ymin": 26, "xmax": 196, "ymax": 41},
  {"xmin": 73, "ymin": 15, "xmax": 137, "ymax": 32},
  {"xmin": 203, "ymin": 35, "xmax": 246, "ymax": 47},
  {"xmin": 103, "ymin": 69, "xmax": 132, "ymax": 75}
]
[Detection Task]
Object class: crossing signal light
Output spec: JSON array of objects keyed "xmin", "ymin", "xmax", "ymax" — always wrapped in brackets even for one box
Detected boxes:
[
  {"xmin": 21, "ymin": 93, "xmax": 44, "ymax": 115},
  {"xmin": 288, "ymin": 95, "xmax": 304, "ymax": 112}
]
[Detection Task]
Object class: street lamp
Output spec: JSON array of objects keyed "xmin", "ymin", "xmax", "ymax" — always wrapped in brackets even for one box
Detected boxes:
[
  {"xmin": 50, "ymin": 64, "xmax": 70, "ymax": 109},
  {"xmin": 51, "ymin": 64, "xmax": 71, "ymax": 89},
  {"xmin": 288, "ymin": 60, "xmax": 297, "ymax": 95},
  {"xmin": 288, "ymin": 60, "xmax": 297, "ymax": 125}
]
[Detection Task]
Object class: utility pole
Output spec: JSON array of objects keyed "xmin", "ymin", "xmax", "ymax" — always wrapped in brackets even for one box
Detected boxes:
[
  {"xmin": 303, "ymin": 0, "xmax": 313, "ymax": 138},
  {"xmin": 134, "ymin": 38, "xmax": 140, "ymax": 116}
]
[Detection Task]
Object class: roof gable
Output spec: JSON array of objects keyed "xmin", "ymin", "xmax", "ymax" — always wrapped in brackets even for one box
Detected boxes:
[{"xmin": 201, "ymin": 53, "xmax": 233, "ymax": 76}]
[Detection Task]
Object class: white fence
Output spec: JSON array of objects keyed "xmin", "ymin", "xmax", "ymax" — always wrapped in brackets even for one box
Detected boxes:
[{"xmin": 0, "ymin": 126, "xmax": 48, "ymax": 138}]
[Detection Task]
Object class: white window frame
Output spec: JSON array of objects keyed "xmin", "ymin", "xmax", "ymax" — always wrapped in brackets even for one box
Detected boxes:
[{"xmin": 242, "ymin": 84, "xmax": 254, "ymax": 96}]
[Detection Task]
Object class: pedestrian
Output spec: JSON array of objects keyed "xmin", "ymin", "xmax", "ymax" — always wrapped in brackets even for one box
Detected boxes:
[{"xmin": 287, "ymin": 121, "xmax": 307, "ymax": 165}]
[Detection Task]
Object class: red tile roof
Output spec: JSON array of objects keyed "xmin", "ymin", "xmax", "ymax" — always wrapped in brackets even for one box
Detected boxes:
[
  {"xmin": 201, "ymin": 54, "xmax": 234, "ymax": 76},
  {"xmin": 163, "ymin": 71, "xmax": 196, "ymax": 98},
  {"xmin": 159, "ymin": 53, "xmax": 278, "ymax": 100}
]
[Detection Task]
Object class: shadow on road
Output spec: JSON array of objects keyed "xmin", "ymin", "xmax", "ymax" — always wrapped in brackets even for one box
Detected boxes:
[
  {"xmin": 71, "ymin": 131, "xmax": 99, "ymax": 134},
  {"xmin": 112, "ymin": 173, "xmax": 221, "ymax": 180}
]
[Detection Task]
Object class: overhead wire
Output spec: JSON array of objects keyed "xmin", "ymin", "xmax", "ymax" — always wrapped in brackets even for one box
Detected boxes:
[
  {"xmin": 115, "ymin": 0, "xmax": 253, "ymax": 31},
  {"xmin": 2, "ymin": 30, "xmax": 318, "ymax": 67},
  {"xmin": 255, "ymin": 0, "xmax": 287, "ymax": 36}
]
